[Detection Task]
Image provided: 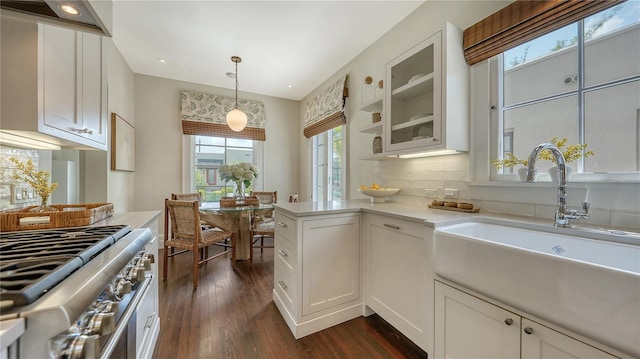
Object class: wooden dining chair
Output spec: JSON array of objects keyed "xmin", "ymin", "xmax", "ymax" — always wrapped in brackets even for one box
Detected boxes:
[
  {"xmin": 289, "ymin": 193, "xmax": 299, "ymax": 203},
  {"xmin": 163, "ymin": 199, "xmax": 234, "ymax": 289},
  {"xmin": 249, "ymin": 191, "xmax": 277, "ymax": 262}
]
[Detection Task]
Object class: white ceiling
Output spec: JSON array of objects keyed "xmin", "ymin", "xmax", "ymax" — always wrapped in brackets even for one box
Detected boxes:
[{"xmin": 111, "ymin": 1, "xmax": 425, "ymax": 101}]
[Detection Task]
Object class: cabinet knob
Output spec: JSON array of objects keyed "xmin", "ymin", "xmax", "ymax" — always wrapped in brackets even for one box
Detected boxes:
[
  {"xmin": 524, "ymin": 327, "xmax": 533, "ymax": 335},
  {"xmin": 504, "ymin": 318, "xmax": 514, "ymax": 326},
  {"xmin": 277, "ymin": 222, "xmax": 287, "ymax": 228},
  {"xmin": 277, "ymin": 250, "xmax": 288, "ymax": 257}
]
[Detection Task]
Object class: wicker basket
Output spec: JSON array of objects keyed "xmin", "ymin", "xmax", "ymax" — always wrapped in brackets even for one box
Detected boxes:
[
  {"xmin": 0, "ymin": 203, "xmax": 114, "ymax": 232},
  {"xmin": 220, "ymin": 197, "xmax": 260, "ymax": 207}
]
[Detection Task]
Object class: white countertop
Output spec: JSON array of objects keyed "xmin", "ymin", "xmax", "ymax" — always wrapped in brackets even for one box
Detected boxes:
[
  {"xmin": 91, "ymin": 211, "xmax": 161, "ymax": 229},
  {"xmin": 273, "ymin": 199, "xmax": 640, "ymax": 244},
  {"xmin": 0, "ymin": 318, "xmax": 24, "ymax": 352},
  {"xmin": 274, "ymin": 199, "xmax": 503, "ymax": 227}
]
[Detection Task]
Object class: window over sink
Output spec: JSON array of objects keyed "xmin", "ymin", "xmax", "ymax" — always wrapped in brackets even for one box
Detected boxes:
[{"xmin": 490, "ymin": 2, "xmax": 639, "ymax": 179}]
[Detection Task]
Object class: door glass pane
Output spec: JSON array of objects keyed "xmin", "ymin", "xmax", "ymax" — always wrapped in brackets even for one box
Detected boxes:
[
  {"xmin": 584, "ymin": 80, "xmax": 640, "ymax": 172},
  {"xmin": 503, "ymin": 24, "xmax": 578, "ymax": 106},
  {"xmin": 584, "ymin": 3, "xmax": 640, "ymax": 87},
  {"xmin": 503, "ymin": 95, "xmax": 579, "ymax": 173}
]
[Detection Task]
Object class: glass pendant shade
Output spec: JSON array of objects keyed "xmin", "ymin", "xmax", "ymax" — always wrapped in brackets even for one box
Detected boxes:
[{"xmin": 226, "ymin": 108, "xmax": 248, "ymax": 132}]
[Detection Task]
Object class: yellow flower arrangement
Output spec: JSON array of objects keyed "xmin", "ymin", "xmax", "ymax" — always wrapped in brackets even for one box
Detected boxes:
[
  {"xmin": 9, "ymin": 157, "xmax": 58, "ymax": 207},
  {"xmin": 538, "ymin": 137, "xmax": 594, "ymax": 163},
  {"xmin": 491, "ymin": 152, "xmax": 528, "ymax": 169}
]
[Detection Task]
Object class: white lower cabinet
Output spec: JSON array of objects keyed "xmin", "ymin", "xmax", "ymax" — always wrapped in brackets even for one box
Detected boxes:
[
  {"xmin": 273, "ymin": 211, "xmax": 361, "ymax": 338},
  {"xmin": 362, "ymin": 213, "xmax": 432, "ymax": 353},
  {"xmin": 435, "ymin": 281, "xmax": 620, "ymax": 359}
]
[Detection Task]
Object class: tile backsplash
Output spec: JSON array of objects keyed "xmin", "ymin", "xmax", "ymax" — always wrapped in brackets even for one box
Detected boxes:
[
  {"xmin": 0, "ymin": 145, "xmax": 40, "ymax": 210},
  {"xmin": 373, "ymin": 153, "xmax": 640, "ymax": 231}
]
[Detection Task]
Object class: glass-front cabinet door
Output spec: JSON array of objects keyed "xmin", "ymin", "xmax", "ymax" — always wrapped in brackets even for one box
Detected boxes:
[{"xmin": 385, "ymin": 32, "xmax": 442, "ymax": 152}]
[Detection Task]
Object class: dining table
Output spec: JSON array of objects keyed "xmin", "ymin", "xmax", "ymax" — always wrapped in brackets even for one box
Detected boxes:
[{"xmin": 199, "ymin": 203, "xmax": 274, "ymax": 260}]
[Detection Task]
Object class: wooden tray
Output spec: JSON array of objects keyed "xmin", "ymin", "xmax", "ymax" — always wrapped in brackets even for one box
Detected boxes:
[
  {"xmin": 1, "ymin": 203, "xmax": 114, "ymax": 232},
  {"xmin": 428, "ymin": 204, "xmax": 479, "ymax": 213}
]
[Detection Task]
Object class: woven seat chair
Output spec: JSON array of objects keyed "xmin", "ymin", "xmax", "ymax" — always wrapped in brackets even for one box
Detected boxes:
[
  {"xmin": 163, "ymin": 199, "xmax": 234, "ymax": 289},
  {"xmin": 248, "ymin": 191, "xmax": 277, "ymax": 263},
  {"xmin": 289, "ymin": 193, "xmax": 299, "ymax": 203}
]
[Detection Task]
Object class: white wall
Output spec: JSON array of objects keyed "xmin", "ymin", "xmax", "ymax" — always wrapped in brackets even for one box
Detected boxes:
[
  {"xmin": 299, "ymin": 0, "xmax": 639, "ymax": 231},
  {"xmin": 133, "ymin": 74, "xmax": 299, "ymax": 221},
  {"xmin": 298, "ymin": 1, "xmax": 511, "ymax": 201}
]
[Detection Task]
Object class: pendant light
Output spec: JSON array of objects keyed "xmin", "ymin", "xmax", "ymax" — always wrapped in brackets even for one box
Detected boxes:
[{"xmin": 226, "ymin": 56, "xmax": 248, "ymax": 132}]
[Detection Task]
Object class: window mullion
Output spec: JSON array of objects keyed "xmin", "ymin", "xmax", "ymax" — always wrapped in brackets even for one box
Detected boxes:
[{"xmin": 577, "ymin": 19, "xmax": 586, "ymax": 173}]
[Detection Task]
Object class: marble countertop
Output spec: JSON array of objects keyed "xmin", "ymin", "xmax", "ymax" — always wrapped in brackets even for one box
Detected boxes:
[
  {"xmin": 274, "ymin": 199, "xmax": 494, "ymax": 227},
  {"xmin": 273, "ymin": 199, "xmax": 572, "ymax": 229},
  {"xmin": 91, "ymin": 211, "xmax": 161, "ymax": 229},
  {"xmin": 0, "ymin": 318, "xmax": 24, "ymax": 352}
]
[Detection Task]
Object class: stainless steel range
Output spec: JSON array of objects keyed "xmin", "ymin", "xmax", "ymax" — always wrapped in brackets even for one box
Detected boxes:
[{"xmin": 0, "ymin": 225, "xmax": 156, "ymax": 358}]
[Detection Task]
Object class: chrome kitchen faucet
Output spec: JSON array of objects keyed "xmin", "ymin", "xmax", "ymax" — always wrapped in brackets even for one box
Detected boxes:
[{"xmin": 525, "ymin": 143, "xmax": 589, "ymax": 228}]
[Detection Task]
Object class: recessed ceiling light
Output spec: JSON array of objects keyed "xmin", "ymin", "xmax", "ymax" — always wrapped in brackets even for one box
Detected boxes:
[
  {"xmin": 59, "ymin": 4, "xmax": 79, "ymax": 15},
  {"xmin": 288, "ymin": 85, "xmax": 293, "ymax": 88},
  {"xmin": 156, "ymin": 58, "xmax": 166, "ymax": 63}
]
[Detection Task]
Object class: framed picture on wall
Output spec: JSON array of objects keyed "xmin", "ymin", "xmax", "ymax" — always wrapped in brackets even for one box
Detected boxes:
[{"xmin": 111, "ymin": 113, "xmax": 136, "ymax": 171}]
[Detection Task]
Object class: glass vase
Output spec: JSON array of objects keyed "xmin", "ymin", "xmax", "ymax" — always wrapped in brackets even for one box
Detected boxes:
[
  {"xmin": 29, "ymin": 196, "xmax": 57, "ymax": 212},
  {"xmin": 234, "ymin": 180, "xmax": 246, "ymax": 203}
]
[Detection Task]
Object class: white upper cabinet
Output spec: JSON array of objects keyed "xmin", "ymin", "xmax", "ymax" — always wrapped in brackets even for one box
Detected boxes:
[
  {"xmin": 1, "ymin": 17, "xmax": 108, "ymax": 150},
  {"xmin": 384, "ymin": 22, "xmax": 468, "ymax": 155}
]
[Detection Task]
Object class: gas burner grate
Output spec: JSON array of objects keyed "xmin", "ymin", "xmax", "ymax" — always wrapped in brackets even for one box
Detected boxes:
[{"xmin": 0, "ymin": 225, "xmax": 131, "ymax": 308}]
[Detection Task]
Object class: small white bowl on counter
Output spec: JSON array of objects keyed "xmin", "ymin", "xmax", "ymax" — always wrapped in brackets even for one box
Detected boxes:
[{"xmin": 357, "ymin": 188, "xmax": 400, "ymax": 203}]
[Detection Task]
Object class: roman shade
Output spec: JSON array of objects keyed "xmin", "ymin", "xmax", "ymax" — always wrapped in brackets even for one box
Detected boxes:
[
  {"xmin": 303, "ymin": 75, "xmax": 349, "ymax": 138},
  {"xmin": 180, "ymin": 90, "xmax": 266, "ymax": 141},
  {"xmin": 463, "ymin": 0, "xmax": 625, "ymax": 65}
]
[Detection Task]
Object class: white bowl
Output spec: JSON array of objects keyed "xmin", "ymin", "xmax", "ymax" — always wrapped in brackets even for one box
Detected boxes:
[{"xmin": 358, "ymin": 188, "xmax": 400, "ymax": 203}]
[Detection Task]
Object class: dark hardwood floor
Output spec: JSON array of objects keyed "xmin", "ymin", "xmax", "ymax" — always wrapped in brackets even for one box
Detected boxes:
[{"xmin": 152, "ymin": 240, "xmax": 427, "ymax": 358}]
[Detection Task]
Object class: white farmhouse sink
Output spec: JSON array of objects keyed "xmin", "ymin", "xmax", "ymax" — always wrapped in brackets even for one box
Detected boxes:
[{"xmin": 434, "ymin": 221, "xmax": 640, "ymax": 357}]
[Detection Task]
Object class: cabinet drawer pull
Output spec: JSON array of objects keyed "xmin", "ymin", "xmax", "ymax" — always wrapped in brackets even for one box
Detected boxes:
[
  {"xmin": 504, "ymin": 318, "xmax": 513, "ymax": 326},
  {"xmin": 277, "ymin": 250, "xmax": 288, "ymax": 257},
  {"xmin": 74, "ymin": 128, "xmax": 94, "ymax": 135},
  {"xmin": 278, "ymin": 280, "xmax": 288, "ymax": 290},
  {"xmin": 524, "ymin": 327, "xmax": 533, "ymax": 335},
  {"xmin": 277, "ymin": 222, "xmax": 288, "ymax": 228},
  {"xmin": 383, "ymin": 223, "xmax": 400, "ymax": 230},
  {"xmin": 145, "ymin": 314, "xmax": 154, "ymax": 329}
]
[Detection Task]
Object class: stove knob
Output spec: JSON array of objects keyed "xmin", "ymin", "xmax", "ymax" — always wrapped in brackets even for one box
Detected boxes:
[
  {"xmin": 96, "ymin": 300, "xmax": 118, "ymax": 314},
  {"xmin": 64, "ymin": 334, "xmax": 99, "ymax": 359},
  {"xmin": 147, "ymin": 253, "xmax": 156, "ymax": 264},
  {"xmin": 131, "ymin": 266, "xmax": 146, "ymax": 283},
  {"xmin": 115, "ymin": 279, "xmax": 132, "ymax": 297},
  {"xmin": 143, "ymin": 258, "xmax": 152, "ymax": 270},
  {"xmin": 88, "ymin": 312, "xmax": 116, "ymax": 335}
]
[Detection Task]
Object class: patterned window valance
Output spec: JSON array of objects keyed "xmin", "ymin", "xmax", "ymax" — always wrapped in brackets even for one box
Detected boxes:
[
  {"xmin": 303, "ymin": 75, "xmax": 349, "ymax": 138},
  {"xmin": 180, "ymin": 90, "xmax": 266, "ymax": 141},
  {"xmin": 463, "ymin": 0, "xmax": 624, "ymax": 65}
]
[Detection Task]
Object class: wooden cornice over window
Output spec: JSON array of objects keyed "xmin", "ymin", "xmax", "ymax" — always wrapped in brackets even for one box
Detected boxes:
[
  {"xmin": 463, "ymin": 0, "xmax": 625, "ymax": 65},
  {"xmin": 303, "ymin": 74, "xmax": 349, "ymax": 138},
  {"xmin": 180, "ymin": 90, "xmax": 266, "ymax": 141}
]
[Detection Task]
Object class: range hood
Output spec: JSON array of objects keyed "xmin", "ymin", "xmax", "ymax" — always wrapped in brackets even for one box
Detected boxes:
[{"xmin": 0, "ymin": 0, "xmax": 112, "ymax": 36}]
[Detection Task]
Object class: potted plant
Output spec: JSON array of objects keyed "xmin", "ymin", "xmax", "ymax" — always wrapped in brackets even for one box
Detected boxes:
[
  {"xmin": 9, "ymin": 157, "xmax": 58, "ymax": 212},
  {"xmin": 491, "ymin": 152, "xmax": 531, "ymax": 181},
  {"xmin": 539, "ymin": 137, "xmax": 594, "ymax": 181}
]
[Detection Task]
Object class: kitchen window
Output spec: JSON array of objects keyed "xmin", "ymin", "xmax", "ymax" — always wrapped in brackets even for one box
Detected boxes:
[
  {"xmin": 190, "ymin": 135, "xmax": 260, "ymax": 203},
  {"xmin": 489, "ymin": 2, "xmax": 639, "ymax": 179},
  {"xmin": 312, "ymin": 125, "xmax": 344, "ymax": 202}
]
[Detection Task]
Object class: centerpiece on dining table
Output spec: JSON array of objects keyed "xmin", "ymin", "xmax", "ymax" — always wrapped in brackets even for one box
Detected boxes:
[{"xmin": 219, "ymin": 162, "xmax": 259, "ymax": 203}]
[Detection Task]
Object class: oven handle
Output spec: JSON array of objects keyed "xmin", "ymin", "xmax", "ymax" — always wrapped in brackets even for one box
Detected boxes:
[{"xmin": 99, "ymin": 275, "xmax": 152, "ymax": 359}]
